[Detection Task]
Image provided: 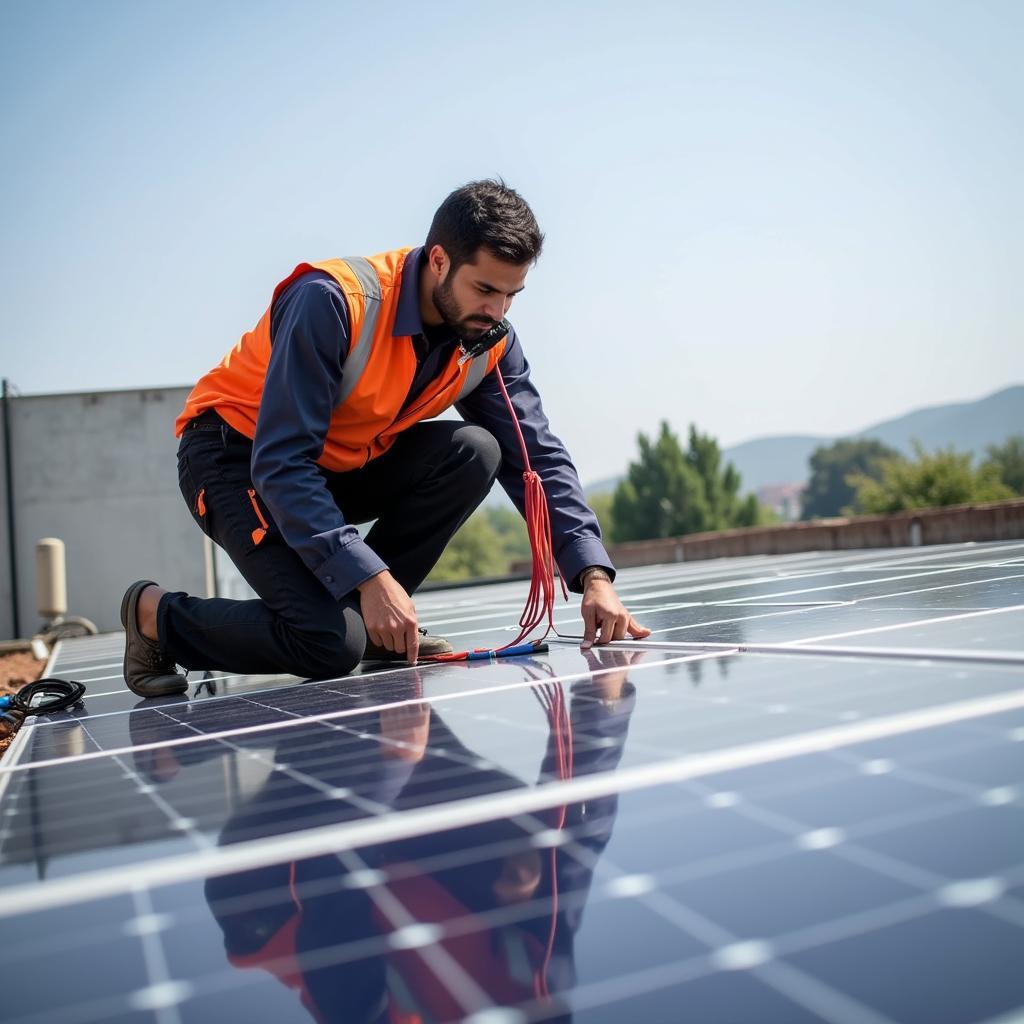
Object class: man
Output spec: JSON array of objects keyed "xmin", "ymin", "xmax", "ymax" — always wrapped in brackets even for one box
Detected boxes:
[{"xmin": 122, "ymin": 180, "xmax": 650, "ymax": 697}]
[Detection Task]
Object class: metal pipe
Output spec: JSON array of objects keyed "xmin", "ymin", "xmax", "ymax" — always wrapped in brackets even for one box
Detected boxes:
[
  {"xmin": 36, "ymin": 538, "xmax": 67, "ymax": 620},
  {"xmin": 2, "ymin": 379, "xmax": 19, "ymax": 638}
]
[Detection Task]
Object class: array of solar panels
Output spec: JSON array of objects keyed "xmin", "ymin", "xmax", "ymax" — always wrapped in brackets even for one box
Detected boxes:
[{"xmin": 0, "ymin": 540, "xmax": 1022, "ymax": 1024}]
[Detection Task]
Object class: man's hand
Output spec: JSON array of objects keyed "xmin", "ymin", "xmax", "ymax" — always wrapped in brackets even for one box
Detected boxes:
[
  {"xmin": 357, "ymin": 570, "xmax": 420, "ymax": 664},
  {"xmin": 581, "ymin": 647, "xmax": 648, "ymax": 700},
  {"xmin": 379, "ymin": 702, "xmax": 431, "ymax": 762},
  {"xmin": 581, "ymin": 577, "xmax": 652, "ymax": 649}
]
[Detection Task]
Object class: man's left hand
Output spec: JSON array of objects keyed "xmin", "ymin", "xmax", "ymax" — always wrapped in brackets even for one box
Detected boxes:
[{"xmin": 581, "ymin": 578, "xmax": 652, "ymax": 649}]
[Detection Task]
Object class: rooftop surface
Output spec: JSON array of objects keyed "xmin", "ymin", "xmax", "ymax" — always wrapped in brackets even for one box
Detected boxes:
[{"xmin": 1, "ymin": 541, "xmax": 1022, "ymax": 1023}]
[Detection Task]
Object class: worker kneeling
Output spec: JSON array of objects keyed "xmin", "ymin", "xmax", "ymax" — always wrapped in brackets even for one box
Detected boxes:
[{"xmin": 122, "ymin": 180, "xmax": 649, "ymax": 697}]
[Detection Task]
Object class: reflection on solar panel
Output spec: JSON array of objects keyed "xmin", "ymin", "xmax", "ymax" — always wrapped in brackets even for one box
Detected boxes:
[{"xmin": 1, "ymin": 541, "xmax": 1023, "ymax": 1023}]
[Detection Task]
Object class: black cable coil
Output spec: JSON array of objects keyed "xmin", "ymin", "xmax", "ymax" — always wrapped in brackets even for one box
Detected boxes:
[
  {"xmin": 0, "ymin": 678, "xmax": 86, "ymax": 740},
  {"xmin": 8, "ymin": 678, "xmax": 87, "ymax": 715}
]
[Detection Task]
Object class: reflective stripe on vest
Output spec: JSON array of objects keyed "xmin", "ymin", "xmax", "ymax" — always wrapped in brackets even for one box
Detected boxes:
[
  {"xmin": 338, "ymin": 254, "xmax": 500, "ymax": 407},
  {"xmin": 455, "ymin": 347, "xmax": 495, "ymax": 401},
  {"xmin": 335, "ymin": 256, "xmax": 384, "ymax": 407}
]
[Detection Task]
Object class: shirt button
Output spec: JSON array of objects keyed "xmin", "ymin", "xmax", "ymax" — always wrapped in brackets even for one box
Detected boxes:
[{"xmin": 324, "ymin": 575, "xmax": 334, "ymax": 584}]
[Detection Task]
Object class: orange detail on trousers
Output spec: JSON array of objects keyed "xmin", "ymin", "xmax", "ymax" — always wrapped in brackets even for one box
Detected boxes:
[{"xmin": 247, "ymin": 488, "xmax": 269, "ymax": 546}]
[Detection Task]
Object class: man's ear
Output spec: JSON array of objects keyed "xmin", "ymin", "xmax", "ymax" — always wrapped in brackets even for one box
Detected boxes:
[{"xmin": 427, "ymin": 244, "xmax": 449, "ymax": 281}]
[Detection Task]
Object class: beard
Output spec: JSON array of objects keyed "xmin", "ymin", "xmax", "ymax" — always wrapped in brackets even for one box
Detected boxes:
[{"xmin": 432, "ymin": 276, "xmax": 496, "ymax": 344}]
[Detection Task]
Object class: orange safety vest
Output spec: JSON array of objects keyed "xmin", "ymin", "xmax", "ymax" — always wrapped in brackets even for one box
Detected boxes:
[{"xmin": 175, "ymin": 248, "xmax": 508, "ymax": 472}]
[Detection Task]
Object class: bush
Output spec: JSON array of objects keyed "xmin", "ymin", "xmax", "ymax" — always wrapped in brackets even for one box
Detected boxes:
[
  {"xmin": 849, "ymin": 442, "xmax": 1014, "ymax": 514},
  {"xmin": 983, "ymin": 435, "xmax": 1024, "ymax": 496},
  {"xmin": 801, "ymin": 439, "xmax": 901, "ymax": 519}
]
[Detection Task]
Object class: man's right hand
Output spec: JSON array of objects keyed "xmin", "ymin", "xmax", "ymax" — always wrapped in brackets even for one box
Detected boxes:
[{"xmin": 357, "ymin": 570, "xmax": 420, "ymax": 664}]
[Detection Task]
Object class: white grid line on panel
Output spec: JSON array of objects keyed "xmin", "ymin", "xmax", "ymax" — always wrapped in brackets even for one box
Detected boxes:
[
  {"xmin": 75, "ymin": 716, "xmax": 213, "ymax": 853},
  {"xmin": 525, "ymin": 570, "xmax": 1024, "ymax": 650},
  {"xmin": 2, "ymin": 687, "xmax": 1022, "ymax": 919},
  {"xmin": 31, "ymin": 549, "xmax": 1024, "ymax": 730},
  {"xmin": 790, "ymin": 603, "xmax": 1024, "ymax": 646},
  {"xmin": 0, "ymin": 651, "xmax": 734, "ymax": 776},
  {"xmin": 561, "ymin": 638, "xmax": 1024, "ymax": 668},
  {"xmin": 130, "ymin": 886, "xmax": 185, "ymax": 1024}
]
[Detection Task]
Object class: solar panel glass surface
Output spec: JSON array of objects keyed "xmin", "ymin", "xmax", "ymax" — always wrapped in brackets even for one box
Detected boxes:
[{"xmin": 1, "ymin": 541, "xmax": 1022, "ymax": 1024}]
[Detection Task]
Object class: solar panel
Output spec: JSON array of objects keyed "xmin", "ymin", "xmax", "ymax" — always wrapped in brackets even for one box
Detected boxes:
[{"xmin": 1, "ymin": 540, "xmax": 1022, "ymax": 1023}]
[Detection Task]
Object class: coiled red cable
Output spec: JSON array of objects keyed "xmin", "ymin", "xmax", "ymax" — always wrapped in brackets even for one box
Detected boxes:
[{"xmin": 494, "ymin": 365, "xmax": 568, "ymax": 652}]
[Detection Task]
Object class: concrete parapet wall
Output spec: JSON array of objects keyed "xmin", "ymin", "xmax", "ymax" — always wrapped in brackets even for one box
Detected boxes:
[
  {"xmin": 510, "ymin": 499, "xmax": 1024, "ymax": 575},
  {"xmin": 601, "ymin": 499, "xmax": 1024, "ymax": 568},
  {"xmin": 1, "ymin": 386, "xmax": 205, "ymax": 640}
]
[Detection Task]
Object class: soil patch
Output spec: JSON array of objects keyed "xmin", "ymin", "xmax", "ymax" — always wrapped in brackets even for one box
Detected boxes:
[{"xmin": 0, "ymin": 649, "xmax": 46, "ymax": 759}]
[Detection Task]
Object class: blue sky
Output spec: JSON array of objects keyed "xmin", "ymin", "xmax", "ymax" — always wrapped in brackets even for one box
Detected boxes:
[{"xmin": 1, "ymin": 0, "xmax": 1021, "ymax": 485}]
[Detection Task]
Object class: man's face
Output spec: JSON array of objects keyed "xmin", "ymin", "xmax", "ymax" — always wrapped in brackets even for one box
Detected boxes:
[
  {"xmin": 430, "ymin": 246, "xmax": 529, "ymax": 344},
  {"xmin": 491, "ymin": 849, "xmax": 542, "ymax": 906}
]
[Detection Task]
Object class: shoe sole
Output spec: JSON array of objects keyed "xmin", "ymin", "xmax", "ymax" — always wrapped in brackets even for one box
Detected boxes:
[{"xmin": 121, "ymin": 580, "xmax": 188, "ymax": 698}]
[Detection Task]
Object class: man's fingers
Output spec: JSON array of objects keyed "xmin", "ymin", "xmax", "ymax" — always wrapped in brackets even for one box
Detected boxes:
[
  {"xmin": 585, "ymin": 603, "xmax": 648, "ymax": 648},
  {"xmin": 406, "ymin": 622, "xmax": 420, "ymax": 665},
  {"xmin": 627, "ymin": 616, "xmax": 652, "ymax": 638},
  {"xmin": 581, "ymin": 605, "xmax": 598, "ymax": 649},
  {"xmin": 598, "ymin": 613, "xmax": 628, "ymax": 644}
]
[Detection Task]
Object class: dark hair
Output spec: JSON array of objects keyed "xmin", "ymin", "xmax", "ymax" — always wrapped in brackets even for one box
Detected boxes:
[{"xmin": 425, "ymin": 179, "xmax": 544, "ymax": 272}]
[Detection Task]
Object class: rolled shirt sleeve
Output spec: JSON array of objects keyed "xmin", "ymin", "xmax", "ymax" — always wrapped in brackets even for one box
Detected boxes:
[
  {"xmin": 250, "ymin": 272, "xmax": 388, "ymax": 600},
  {"xmin": 455, "ymin": 327, "xmax": 615, "ymax": 592}
]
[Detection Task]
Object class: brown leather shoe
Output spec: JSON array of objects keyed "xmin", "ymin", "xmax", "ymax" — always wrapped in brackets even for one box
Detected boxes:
[
  {"xmin": 120, "ymin": 580, "xmax": 188, "ymax": 697},
  {"xmin": 362, "ymin": 627, "xmax": 454, "ymax": 663}
]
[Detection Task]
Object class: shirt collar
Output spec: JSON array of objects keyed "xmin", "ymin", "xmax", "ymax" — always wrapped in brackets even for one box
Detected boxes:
[{"xmin": 393, "ymin": 246, "xmax": 426, "ymax": 337}]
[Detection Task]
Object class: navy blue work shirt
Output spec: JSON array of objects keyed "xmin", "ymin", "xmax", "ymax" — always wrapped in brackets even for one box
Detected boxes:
[{"xmin": 250, "ymin": 247, "xmax": 614, "ymax": 601}]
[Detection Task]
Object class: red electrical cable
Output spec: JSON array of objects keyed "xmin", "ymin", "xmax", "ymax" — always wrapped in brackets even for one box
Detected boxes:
[
  {"xmin": 530, "ymin": 681, "xmax": 573, "ymax": 1000},
  {"xmin": 420, "ymin": 362, "xmax": 571, "ymax": 664},
  {"xmin": 287, "ymin": 861, "xmax": 303, "ymax": 915},
  {"xmin": 494, "ymin": 365, "xmax": 568, "ymax": 652}
]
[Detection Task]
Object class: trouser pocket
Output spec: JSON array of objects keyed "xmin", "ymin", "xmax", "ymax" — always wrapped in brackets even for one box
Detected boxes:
[
  {"xmin": 178, "ymin": 448, "xmax": 211, "ymax": 535},
  {"xmin": 245, "ymin": 488, "xmax": 271, "ymax": 547},
  {"xmin": 178, "ymin": 432, "xmax": 278, "ymax": 555}
]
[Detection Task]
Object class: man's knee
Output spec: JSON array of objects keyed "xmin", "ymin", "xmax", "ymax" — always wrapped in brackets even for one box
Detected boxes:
[
  {"xmin": 289, "ymin": 611, "xmax": 367, "ymax": 680},
  {"xmin": 454, "ymin": 425, "xmax": 502, "ymax": 489}
]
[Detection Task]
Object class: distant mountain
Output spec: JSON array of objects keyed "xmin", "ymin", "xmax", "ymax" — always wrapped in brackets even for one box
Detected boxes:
[
  {"xmin": 850, "ymin": 385, "xmax": 1024, "ymax": 456},
  {"xmin": 583, "ymin": 385, "xmax": 1024, "ymax": 496},
  {"xmin": 584, "ymin": 474, "xmax": 623, "ymax": 497},
  {"xmin": 716, "ymin": 435, "xmax": 827, "ymax": 495}
]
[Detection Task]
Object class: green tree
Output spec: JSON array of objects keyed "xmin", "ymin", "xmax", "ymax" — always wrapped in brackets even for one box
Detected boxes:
[
  {"xmin": 686, "ymin": 426, "xmax": 763, "ymax": 528},
  {"xmin": 686, "ymin": 425, "xmax": 729, "ymax": 530},
  {"xmin": 611, "ymin": 422, "xmax": 709, "ymax": 542},
  {"xmin": 849, "ymin": 442, "xmax": 1014, "ymax": 514},
  {"xmin": 755, "ymin": 503, "xmax": 783, "ymax": 526},
  {"xmin": 983, "ymin": 435, "xmax": 1024, "ymax": 496},
  {"xmin": 801, "ymin": 439, "xmax": 902, "ymax": 519},
  {"xmin": 482, "ymin": 505, "xmax": 531, "ymax": 564},
  {"xmin": 735, "ymin": 492, "xmax": 764, "ymax": 527},
  {"xmin": 428, "ymin": 514, "xmax": 509, "ymax": 582},
  {"xmin": 611, "ymin": 421, "xmax": 759, "ymax": 542},
  {"xmin": 586, "ymin": 491, "xmax": 615, "ymax": 540}
]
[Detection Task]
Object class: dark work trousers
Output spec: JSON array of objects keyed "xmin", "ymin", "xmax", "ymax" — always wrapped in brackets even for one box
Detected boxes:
[{"xmin": 159, "ymin": 413, "xmax": 501, "ymax": 680}]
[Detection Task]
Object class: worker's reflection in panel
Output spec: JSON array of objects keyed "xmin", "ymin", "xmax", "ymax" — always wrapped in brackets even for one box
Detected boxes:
[{"xmin": 139, "ymin": 649, "xmax": 643, "ymax": 1023}]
